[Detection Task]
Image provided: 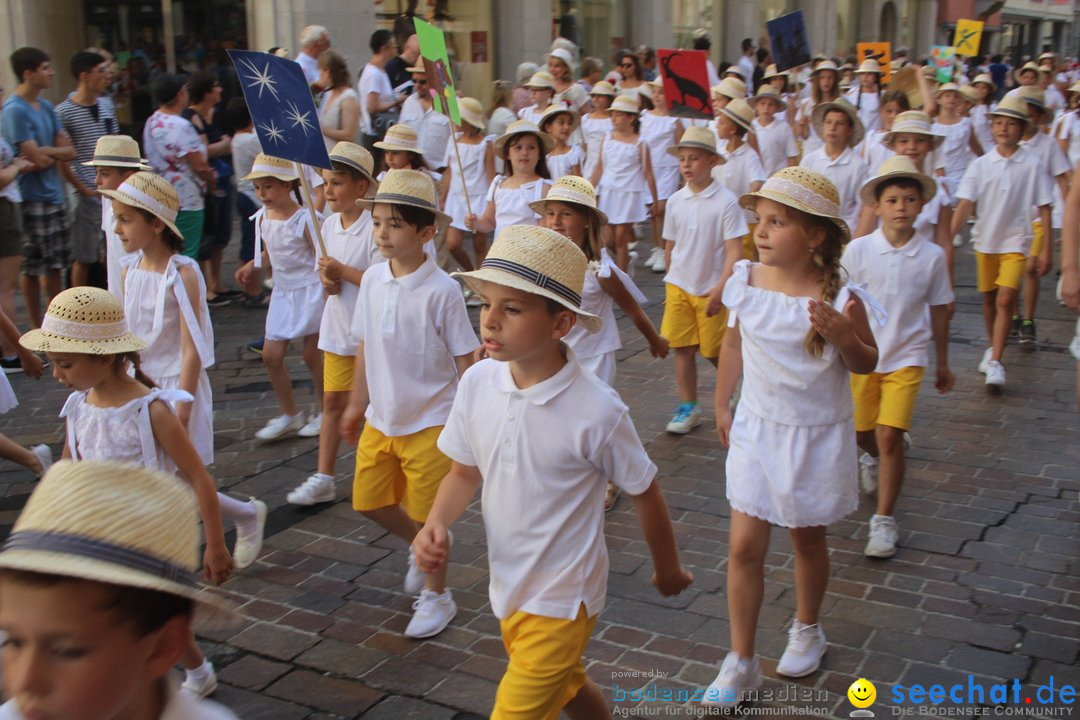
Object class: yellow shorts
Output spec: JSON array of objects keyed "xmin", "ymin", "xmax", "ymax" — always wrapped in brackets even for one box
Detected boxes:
[
  {"xmin": 851, "ymin": 366, "xmax": 926, "ymax": 432},
  {"xmin": 742, "ymin": 223, "xmax": 758, "ymax": 262},
  {"xmin": 352, "ymin": 424, "xmax": 450, "ymax": 522},
  {"xmin": 660, "ymin": 283, "xmax": 727, "ymax": 359},
  {"xmin": 492, "ymin": 605, "xmax": 598, "ymax": 720},
  {"xmin": 975, "ymin": 251, "xmax": 1025, "ymax": 293},
  {"xmin": 1030, "ymin": 221, "xmax": 1045, "ymax": 258},
  {"xmin": 323, "ymin": 351, "xmax": 355, "ymax": 393}
]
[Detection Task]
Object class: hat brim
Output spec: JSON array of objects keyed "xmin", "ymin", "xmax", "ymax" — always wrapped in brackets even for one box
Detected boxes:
[
  {"xmin": 452, "ymin": 268, "xmax": 602, "ymax": 333},
  {"xmin": 589, "ymin": 87, "xmax": 616, "ymax": 97},
  {"xmin": 987, "ymin": 108, "xmax": 1031, "ymax": 125},
  {"xmin": 811, "ymin": 104, "xmax": 865, "ymax": 148},
  {"xmin": 327, "ymin": 155, "xmax": 378, "ymax": 197},
  {"xmin": 240, "ymin": 170, "xmax": 298, "ymax": 183},
  {"xmin": 666, "ymin": 142, "xmax": 724, "ymax": 162},
  {"xmin": 373, "ymin": 141, "xmax": 425, "ymax": 155},
  {"xmin": 883, "ymin": 129, "xmax": 945, "ymax": 150},
  {"xmin": 460, "ymin": 112, "xmax": 487, "ymax": 130},
  {"xmin": 494, "ymin": 129, "xmax": 555, "ymax": 154},
  {"xmin": 82, "ymin": 158, "xmax": 153, "ymax": 170},
  {"xmin": 19, "ymin": 327, "xmax": 148, "ymax": 355},
  {"xmin": 528, "ymin": 196, "xmax": 609, "ymax": 226},
  {"xmin": 719, "ymin": 107, "xmax": 754, "ymax": 134},
  {"xmin": 854, "ymin": 69, "xmax": 885, "ymax": 76},
  {"xmin": 98, "ymin": 188, "xmax": 184, "ymax": 240},
  {"xmin": 973, "ymin": 79, "xmax": 997, "ymax": 92},
  {"xmin": 749, "ymin": 94, "xmax": 788, "ymax": 112},
  {"xmin": 739, "ymin": 190, "xmax": 850, "ymax": 243},
  {"xmin": 355, "ymin": 197, "xmax": 452, "ymax": 232},
  {"xmin": 859, "ymin": 170, "xmax": 937, "ymax": 206}
]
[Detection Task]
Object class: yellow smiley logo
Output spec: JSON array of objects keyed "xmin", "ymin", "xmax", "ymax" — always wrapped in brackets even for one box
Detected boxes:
[{"xmin": 848, "ymin": 678, "xmax": 876, "ymax": 708}]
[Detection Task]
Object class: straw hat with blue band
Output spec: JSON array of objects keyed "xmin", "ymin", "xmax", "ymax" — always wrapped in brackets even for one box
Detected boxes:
[
  {"xmin": 328, "ymin": 141, "xmax": 377, "ymax": 197},
  {"xmin": 356, "ymin": 168, "xmax": 452, "ymax": 231}
]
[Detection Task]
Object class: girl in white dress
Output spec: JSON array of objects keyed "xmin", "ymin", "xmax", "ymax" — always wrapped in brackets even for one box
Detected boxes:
[
  {"xmin": 704, "ymin": 167, "xmax": 883, "ymax": 708},
  {"xmin": 235, "ymin": 154, "xmax": 324, "ymax": 443},
  {"xmin": 932, "ymin": 84, "xmax": 983, "ymax": 197},
  {"xmin": 539, "ymin": 103, "xmax": 583, "ymax": 181},
  {"xmin": 970, "ymin": 73, "xmax": 997, "ymax": 154},
  {"xmin": 442, "ymin": 98, "xmax": 495, "ymax": 271},
  {"xmin": 19, "ymin": 286, "xmax": 246, "ymax": 698},
  {"xmin": 466, "ymin": 120, "xmax": 552, "ymax": 241},
  {"xmin": 517, "ymin": 70, "xmax": 556, "ymax": 125},
  {"xmin": 581, "ymin": 81, "xmax": 615, "ymax": 181},
  {"xmin": 640, "ymin": 78, "xmax": 685, "ymax": 273},
  {"xmin": 797, "ymin": 61, "xmax": 841, "ymax": 157},
  {"xmin": 859, "ymin": 90, "xmax": 910, "ymax": 176},
  {"xmin": 845, "ymin": 59, "xmax": 884, "ymax": 133},
  {"xmin": 532, "ymin": 176, "xmax": 669, "ymax": 511},
  {"xmin": 590, "ymin": 94, "xmax": 658, "ymax": 271}
]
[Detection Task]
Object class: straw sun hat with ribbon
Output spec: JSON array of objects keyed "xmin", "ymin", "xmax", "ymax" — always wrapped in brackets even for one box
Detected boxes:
[
  {"xmin": 739, "ymin": 166, "xmax": 851, "ymax": 242},
  {"xmin": 1013, "ymin": 61, "xmax": 1042, "ymax": 83},
  {"xmin": 539, "ymin": 101, "xmax": 579, "ymax": 129},
  {"xmin": 811, "ymin": 60, "xmax": 840, "ymax": 77},
  {"xmin": 20, "ymin": 286, "xmax": 147, "ymax": 355},
  {"xmin": 666, "ymin": 126, "xmax": 724, "ymax": 163},
  {"xmin": 1015, "ymin": 85, "xmax": 1047, "ymax": 112},
  {"xmin": 529, "ymin": 175, "xmax": 608, "ymax": 225},
  {"xmin": 858, "ymin": 154, "xmax": 937, "ymax": 206},
  {"xmin": 374, "ymin": 123, "xmax": 425, "ymax": 155},
  {"xmin": 589, "ymin": 80, "xmax": 616, "ymax": 97},
  {"xmin": 82, "ymin": 135, "xmax": 152, "ymax": 170},
  {"xmin": 328, "ymin": 141, "xmax": 377, "ymax": 197},
  {"xmin": 610, "ymin": 94, "xmax": 640, "ymax": 115},
  {"xmin": 98, "ymin": 171, "xmax": 183, "ymax": 239},
  {"xmin": 241, "ymin": 152, "xmax": 299, "ymax": 182},
  {"xmin": 854, "ymin": 59, "xmax": 884, "ymax": 76},
  {"xmin": 748, "ymin": 85, "xmax": 788, "ymax": 112},
  {"xmin": 883, "ymin": 111, "xmax": 944, "ymax": 149},
  {"xmin": 972, "ymin": 73, "xmax": 997, "ymax": 92},
  {"xmin": 525, "ymin": 70, "xmax": 557, "ymax": 90},
  {"xmin": 355, "ymin": 168, "xmax": 452, "ymax": 230},
  {"xmin": 453, "ymin": 225, "xmax": 601, "ymax": 333},
  {"xmin": 458, "ymin": 97, "xmax": 487, "ymax": 131},
  {"xmin": 811, "ymin": 98, "xmax": 865, "ymax": 147},
  {"xmin": 0, "ymin": 460, "xmax": 234, "ymax": 623},
  {"xmin": 711, "ymin": 77, "xmax": 746, "ymax": 101},
  {"xmin": 988, "ymin": 94, "xmax": 1032, "ymax": 125},
  {"xmin": 720, "ymin": 98, "xmax": 756, "ymax": 134},
  {"xmin": 494, "ymin": 119, "xmax": 555, "ymax": 154}
]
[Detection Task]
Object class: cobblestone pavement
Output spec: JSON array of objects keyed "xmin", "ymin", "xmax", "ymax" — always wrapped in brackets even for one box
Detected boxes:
[{"xmin": 0, "ymin": 238, "xmax": 1077, "ymax": 719}]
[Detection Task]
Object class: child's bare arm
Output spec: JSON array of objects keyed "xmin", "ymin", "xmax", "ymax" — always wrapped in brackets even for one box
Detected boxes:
[
  {"xmin": 1038, "ymin": 204, "xmax": 1053, "ymax": 275},
  {"xmin": 930, "ymin": 304, "xmax": 954, "ymax": 394},
  {"xmin": 454, "ymin": 351, "xmax": 476, "ymax": 377},
  {"xmin": 467, "ymin": 199, "xmax": 497, "ymax": 234},
  {"xmin": 714, "ymin": 323, "xmax": 742, "ymax": 447},
  {"xmin": 706, "ymin": 237, "xmax": 744, "ymax": 317},
  {"xmin": 630, "ymin": 480, "xmax": 693, "ymax": 596},
  {"xmin": 809, "ymin": 296, "xmax": 878, "ymax": 374},
  {"xmin": 414, "ymin": 462, "xmax": 482, "ymax": 573},
  {"xmin": 853, "ymin": 203, "xmax": 877, "ymax": 239},
  {"xmin": 598, "ymin": 273, "xmax": 668, "ymax": 358},
  {"xmin": 949, "ymin": 199, "xmax": 975, "ymax": 237},
  {"xmin": 341, "ymin": 344, "xmax": 370, "ymax": 445}
]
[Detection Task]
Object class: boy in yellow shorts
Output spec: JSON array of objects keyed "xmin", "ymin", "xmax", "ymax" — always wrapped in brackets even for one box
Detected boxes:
[
  {"xmin": 951, "ymin": 94, "xmax": 1052, "ymax": 394},
  {"xmin": 661, "ymin": 127, "xmax": 746, "ymax": 434},
  {"xmin": 340, "ymin": 169, "xmax": 478, "ymax": 639},
  {"xmin": 844, "ymin": 156, "xmax": 955, "ymax": 558},
  {"xmin": 288, "ymin": 142, "xmax": 377, "ymax": 507},
  {"xmin": 414, "ymin": 225, "xmax": 692, "ymax": 719}
]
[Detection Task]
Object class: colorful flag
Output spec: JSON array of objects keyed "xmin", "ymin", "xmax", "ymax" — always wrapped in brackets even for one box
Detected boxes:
[
  {"xmin": 415, "ymin": 18, "xmax": 461, "ymax": 125},
  {"xmin": 657, "ymin": 49, "xmax": 712, "ymax": 119},
  {"xmin": 227, "ymin": 49, "xmax": 331, "ymax": 169},
  {"xmin": 857, "ymin": 42, "xmax": 892, "ymax": 83},
  {"xmin": 930, "ymin": 45, "xmax": 956, "ymax": 84},
  {"xmin": 953, "ymin": 19, "xmax": 984, "ymax": 57},
  {"xmin": 766, "ymin": 12, "xmax": 811, "ymax": 72}
]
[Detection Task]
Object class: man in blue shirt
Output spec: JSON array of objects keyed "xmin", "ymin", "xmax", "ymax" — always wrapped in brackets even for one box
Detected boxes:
[{"xmin": 1, "ymin": 47, "xmax": 76, "ymax": 330}]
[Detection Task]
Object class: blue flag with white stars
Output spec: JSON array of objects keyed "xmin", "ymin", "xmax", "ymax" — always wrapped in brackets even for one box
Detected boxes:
[{"xmin": 227, "ymin": 49, "xmax": 331, "ymax": 169}]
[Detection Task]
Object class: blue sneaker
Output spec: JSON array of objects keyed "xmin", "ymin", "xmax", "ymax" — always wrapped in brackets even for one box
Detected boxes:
[
  {"xmin": 666, "ymin": 403, "xmax": 703, "ymax": 434},
  {"xmin": 246, "ymin": 337, "xmax": 264, "ymax": 356}
]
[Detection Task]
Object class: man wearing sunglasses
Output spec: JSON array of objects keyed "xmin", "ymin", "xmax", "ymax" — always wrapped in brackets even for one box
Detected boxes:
[{"xmin": 399, "ymin": 66, "xmax": 451, "ymax": 173}]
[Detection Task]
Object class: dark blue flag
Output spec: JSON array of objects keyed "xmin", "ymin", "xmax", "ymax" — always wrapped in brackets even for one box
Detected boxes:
[{"xmin": 227, "ymin": 49, "xmax": 331, "ymax": 169}]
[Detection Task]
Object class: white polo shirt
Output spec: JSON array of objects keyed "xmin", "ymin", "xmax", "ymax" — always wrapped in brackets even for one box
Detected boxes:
[
  {"xmin": 437, "ymin": 349, "xmax": 656, "ymax": 620},
  {"xmin": 351, "ymin": 256, "xmax": 478, "ymax": 436},
  {"xmin": 713, "ymin": 141, "xmax": 767, "ymax": 224},
  {"xmin": 400, "ymin": 96, "xmax": 453, "ymax": 170},
  {"xmin": 317, "ymin": 211, "xmax": 374, "ymax": 356},
  {"xmin": 800, "ymin": 146, "xmax": 868, "ymax": 231},
  {"xmin": 956, "ymin": 146, "xmax": 1053, "ymax": 255},
  {"xmin": 752, "ymin": 117, "xmax": 798, "ymax": 177},
  {"xmin": 843, "ymin": 230, "xmax": 954, "ymax": 373},
  {"xmin": 662, "ymin": 180, "xmax": 748, "ymax": 296}
]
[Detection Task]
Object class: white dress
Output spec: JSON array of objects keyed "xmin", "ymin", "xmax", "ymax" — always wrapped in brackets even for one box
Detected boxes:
[
  {"xmin": 122, "ymin": 252, "xmax": 215, "ymax": 465},
  {"xmin": 565, "ymin": 248, "xmax": 647, "ymax": 386},
  {"xmin": 545, "ymin": 145, "xmax": 584, "ymax": 181},
  {"xmin": 640, "ymin": 112, "xmax": 682, "ymax": 200},
  {"xmin": 970, "ymin": 104, "xmax": 993, "ymax": 154},
  {"xmin": 933, "ymin": 118, "xmax": 976, "ymax": 193},
  {"xmin": 581, "ymin": 115, "xmax": 612, "ymax": 181},
  {"xmin": 484, "ymin": 175, "xmax": 549, "ymax": 240},
  {"xmin": 253, "ymin": 208, "xmax": 324, "ymax": 341},
  {"xmin": 445, "ymin": 133, "xmax": 493, "ymax": 231},
  {"xmin": 844, "ymin": 87, "xmax": 881, "ymax": 133},
  {"xmin": 0, "ymin": 372, "xmax": 17, "ymax": 415},
  {"xmin": 722, "ymin": 261, "xmax": 886, "ymax": 528},
  {"xmin": 597, "ymin": 134, "xmax": 649, "ymax": 224},
  {"xmin": 798, "ymin": 97, "xmax": 824, "ymax": 156}
]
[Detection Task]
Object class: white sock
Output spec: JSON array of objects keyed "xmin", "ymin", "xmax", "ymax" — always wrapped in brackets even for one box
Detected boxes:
[
  {"xmin": 314, "ymin": 473, "xmax": 333, "ymax": 482},
  {"xmin": 217, "ymin": 492, "xmax": 256, "ymax": 525},
  {"xmin": 186, "ymin": 658, "xmax": 214, "ymax": 679}
]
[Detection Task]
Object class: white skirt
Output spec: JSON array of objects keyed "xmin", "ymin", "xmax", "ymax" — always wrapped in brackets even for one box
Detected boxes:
[
  {"xmin": 158, "ymin": 370, "xmax": 214, "ymax": 466},
  {"xmin": 445, "ymin": 191, "xmax": 483, "ymax": 233},
  {"xmin": 725, "ymin": 405, "xmax": 858, "ymax": 528},
  {"xmin": 0, "ymin": 372, "xmax": 17, "ymax": 414},
  {"xmin": 265, "ymin": 283, "xmax": 324, "ymax": 341},
  {"xmin": 655, "ymin": 164, "xmax": 682, "ymax": 202},
  {"xmin": 598, "ymin": 188, "xmax": 647, "ymax": 225},
  {"xmin": 579, "ymin": 351, "xmax": 616, "ymax": 387}
]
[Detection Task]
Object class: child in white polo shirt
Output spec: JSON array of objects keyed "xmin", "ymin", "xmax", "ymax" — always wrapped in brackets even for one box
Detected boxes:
[
  {"xmin": 844, "ymin": 156, "xmax": 955, "ymax": 558},
  {"xmin": 800, "ymin": 99, "xmax": 868, "ymax": 231},
  {"xmin": 950, "ymin": 95, "xmax": 1052, "ymax": 394},
  {"xmin": 414, "ymin": 224, "xmax": 692, "ymax": 719},
  {"xmin": 713, "ymin": 98, "xmax": 766, "ymax": 262},
  {"xmin": 340, "ymin": 169, "xmax": 479, "ymax": 639},
  {"xmin": 749, "ymin": 86, "xmax": 798, "ymax": 176},
  {"xmin": 662, "ymin": 127, "xmax": 747, "ymax": 435}
]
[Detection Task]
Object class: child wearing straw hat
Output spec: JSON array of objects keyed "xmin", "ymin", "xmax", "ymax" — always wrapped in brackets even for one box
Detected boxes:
[
  {"xmin": 442, "ymin": 97, "xmax": 495, "ymax": 273},
  {"xmin": 639, "ymin": 77, "xmax": 685, "ymax": 273},
  {"xmin": 662, "ymin": 127, "xmax": 747, "ymax": 435},
  {"xmin": 932, "ymin": 83, "xmax": 984, "ymax": 195},
  {"xmin": 800, "ymin": 99, "xmax": 869, "ymax": 230},
  {"xmin": 467, "ymin": 120, "xmax": 552, "ymax": 242},
  {"xmin": 19, "ymin": 286, "xmax": 244, "ymax": 697},
  {"xmin": 414, "ymin": 224, "xmax": 692, "ymax": 718},
  {"xmin": 235, "ymin": 154, "xmax": 325, "ymax": 440},
  {"xmin": 531, "ymin": 176, "xmax": 669, "ymax": 510},
  {"xmin": 970, "ymin": 73, "xmax": 997, "ymax": 152},
  {"xmin": 703, "ymin": 168, "xmax": 882, "ymax": 708},
  {"xmin": 712, "ymin": 99, "xmax": 767, "ymax": 262},
  {"xmin": 340, "ymin": 169, "xmax": 478, "ymax": 639},
  {"xmin": 796, "ymin": 60, "xmax": 842, "ymax": 156},
  {"xmin": 518, "ymin": 70, "xmax": 557, "ymax": 125},
  {"xmin": 582, "ymin": 81, "xmax": 615, "ymax": 180},
  {"xmin": 286, "ymin": 142, "xmax": 378, "ymax": 507},
  {"xmin": 539, "ymin": 102, "xmax": 584, "ymax": 180},
  {"xmin": 858, "ymin": 90, "xmax": 911, "ymax": 180},
  {"xmin": 950, "ymin": 94, "xmax": 1053, "ymax": 394},
  {"xmin": 844, "ymin": 156, "xmax": 954, "ymax": 558},
  {"xmin": 374, "ymin": 123, "xmax": 435, "ymax": 179},
  {"xmin": 761, "ymin": 64, "xmax": 791, "ymax": 123},
  {"xmin": 0, "ymin": 460, "xmax": 239, "ymax": 719},
  {"xmin": 81, "ymin": 134, "xmax": 151, "ymax": 300},
  {"xmin": 844, "ymin": 58, "xmax": 885, "ymax": 132},
  {"xmin": 749, "ymin": 85, "xmax": 798, "ymax": 176}
]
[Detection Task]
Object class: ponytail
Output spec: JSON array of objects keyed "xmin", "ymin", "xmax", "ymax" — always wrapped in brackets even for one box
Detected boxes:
[
  {"xmin": 113, "ymin": 352, "xmax": 158, "ymax": 389},
  {"xmin": 802, "ymin": 219, "xmax": 845, "ymax": 359}
]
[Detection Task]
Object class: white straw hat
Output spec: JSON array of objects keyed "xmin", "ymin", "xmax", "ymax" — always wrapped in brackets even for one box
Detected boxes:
[
  {"xmin": 666, "ymin": 126, "xmax": 724, "ymax": 162},
  {"xmin": 546, "ymin": 48, "xmax": 574, "ymax": 70},
  {"xmin": 811, "ymin": 98, "xmax": 865, "ymax": 147},
  {"xmin": 1015, "ymin": 85, "xmax": 1047, "ymax": 111},
  {"xmin": 81, "ymin": 135, "xmax": 152, "ymax": 170},
  {"xmin": 854, "ymin": 59, "xmax": 884, "ymax": 76},
  {"xmin": 723, "ymin": 67, "xmax": 745, "ymax": 81},
  {"xmin": 458, "ymin": 96, "xmax": 487, "ymax": 131},
  {"xmin": 883, "ymin": 111, "xmax": 944, "ymax": 149},
  {"xmin": 241, "ymin": 153, "xmax": 299, "ymax": 182},
  {"xmin": 719, "ymin": 98, "xmax": 756, "ymax": 134},
  {"xmin": 98, "ymin": 171, "xmax": 183, "ymax": 238},
  {"xmin": 529, "ymin": 175, "xmax": 608, "ymax": 225},
  {"xmin": 328, "ymin": 141, "xmax": 377, "ymax": 197},
  {"xmin": 711, "ymin": 77, "xmax": 746, "ymax": 100},
  {"xmin": 20, "ymin": 286, "xmax": 147, "ymax": 355},
  {"xmin": 988, "ymin": 94, "xmax": 1032, "ymax": 125},
  {"xmin": 355, "ymin": 168, "xmax": 452, "ymax": 230},
  {"xmin": 1013, "ymin": 61, "xmax": 1041, "ymax": 83},
  {"xmin": 611, "ymin": 94, "xmax": 640, "ymax": 115},
  {"xmin": 589, "ymin": 80, "xmax": 617, "ymax": 97},
  {"xmin": 0, "ymin": 460, "xmax": 234, "ymax": 623},
  {"xmin": 539, "ymin": 101, "xmax": 579, "ymax": 130},
  {"xmin": 748, "ymin": 85, "xmax": 788, "ymax": 112},
  {"xmin": 761, "ymin": 64, "xmax": 787, "ymax": 82},
  {"xmin": 859, "ymin": 154, "xmax": 937, "ymax": 205},
  {"xmin": 525, "ymin": 71, "xmax": 557, "ymax": 90},
  {"xmin": 453, "ymin": 225, "xmax": 601, "ymax": 333},
  {"xmin": 739, "ymin": 166, "xmax": 850, "ymax": 242},
  {"xmin": 811, "ymin": 60, "xmax": 840, "ymax": 77},
  {"xmin": 494, "ymin": 120, "xmax": 555, "ymax": 154},
  {"xmin": 972, "ymin": 73, "xmax": 997, "ymax": 92},
  {"xmin": 374, "ymin": 123, "xmax": 424, "ymax": 155}
]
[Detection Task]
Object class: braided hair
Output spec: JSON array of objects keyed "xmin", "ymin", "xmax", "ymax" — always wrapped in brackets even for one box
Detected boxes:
[{"xmin": 802, "ymin": 216, "xmax": 846, "ymax": 359}]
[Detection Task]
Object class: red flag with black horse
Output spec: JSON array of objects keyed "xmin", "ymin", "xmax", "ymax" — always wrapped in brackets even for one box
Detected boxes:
[{"xmin": 657, "ymin": 49, "xmax": 712, "ymax": 119}]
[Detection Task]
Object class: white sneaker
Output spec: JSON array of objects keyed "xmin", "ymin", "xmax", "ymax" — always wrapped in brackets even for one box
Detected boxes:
[
  {"xmin": 287, "ymin": 474, "xmax": 335, "ymax": 505},
  {"xmin": 181, "ymin": 660, "xmax": 218, "ymax": 698},
  {"xmin": 858, "ymin": 453, "xmax": 879, "ymax": 495},
  {"xmin": 404, "ymin": 589, "xmax": 457, "ymax": 638},
  {"xmin": 233, "ymin": 499, "xmax": 267, "ymax": 569},
  {"xmin": 405, "ymin": 529, "xmax": 452, "ymax": 594},
  {"xmin": 776, "ymin": 620, "xmax": 827, "ymax": 677},
  {"xmin": 666, "ymin": 404, "xmax": 703, "ymax": 434},
  {"xmin": 255, "ymin": 413, "xmax": 305, "ymax": 441},
  {"xmin": 298, "ymin": 413, "xmax": 322, "ymax": 438},
  {"xmin": 903, "ymin": 431, "xmax": 911, "ymax": 450},
  {"xmin": 628, "ymin": 250, "xmax": 639, "ymax": 280},
  {"xmin": 978, "ymin": 347, "xmax": 993, "ymax": 374},
  {"xmin": 985, "ymin": 360, "xmax": 1006, "ymax": 394},
  {"xmin": 865, "ymin": 514, "xmax": 899, "ymax": 558},
  {"xmin": 701, "ymin": 651, "xmax": 762, "ymax": 708},
  {"xmin": 30, "ymin": 444, "xmax": 52, "ymax": 477},
  {"xmin": 651, "ymin": 248, "xmax": 667, "ymax": 273},
  {"xmin": 952, "ymin": 235, "xmax": 963, "ymax": 248}
]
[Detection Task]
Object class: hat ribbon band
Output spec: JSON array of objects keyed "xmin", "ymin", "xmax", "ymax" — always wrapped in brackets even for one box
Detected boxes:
[
  {"xmin": 480, "ymin": 257, "xmax": 581, "ymax": 306},
  {"xmin": 3, "ymin": 530, "xmax": 199, "ymax": 587},
  {"xmin": 761, "ymin": 177, "xmax": 841, "ymax": 218},
  {"xmin": 92, "ymin": 153, "xmax": 144, "ymax": 164},
  {"xmin": 115, "ymin": 182, "xmax": 178, "ymax": 224},
  {"xmin": 328, "ymin": 153, "xmax": 371, "ymax": 176},
  {"xmin": 249, "ymin": 161, "xmax": 297, "ymax": 180},
  {"xmin": 40, "ymin": 314, "xmax": 131, "ymax": 341}
]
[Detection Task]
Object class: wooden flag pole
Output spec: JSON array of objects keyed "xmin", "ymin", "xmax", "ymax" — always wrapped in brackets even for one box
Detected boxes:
[
  {"xmin": 448, "ymin": 128, "xmax": 473, "ymax": 219},
  {"xmin": 295, "ymin": 162, "xmax": 328, "ymax": 258}
]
